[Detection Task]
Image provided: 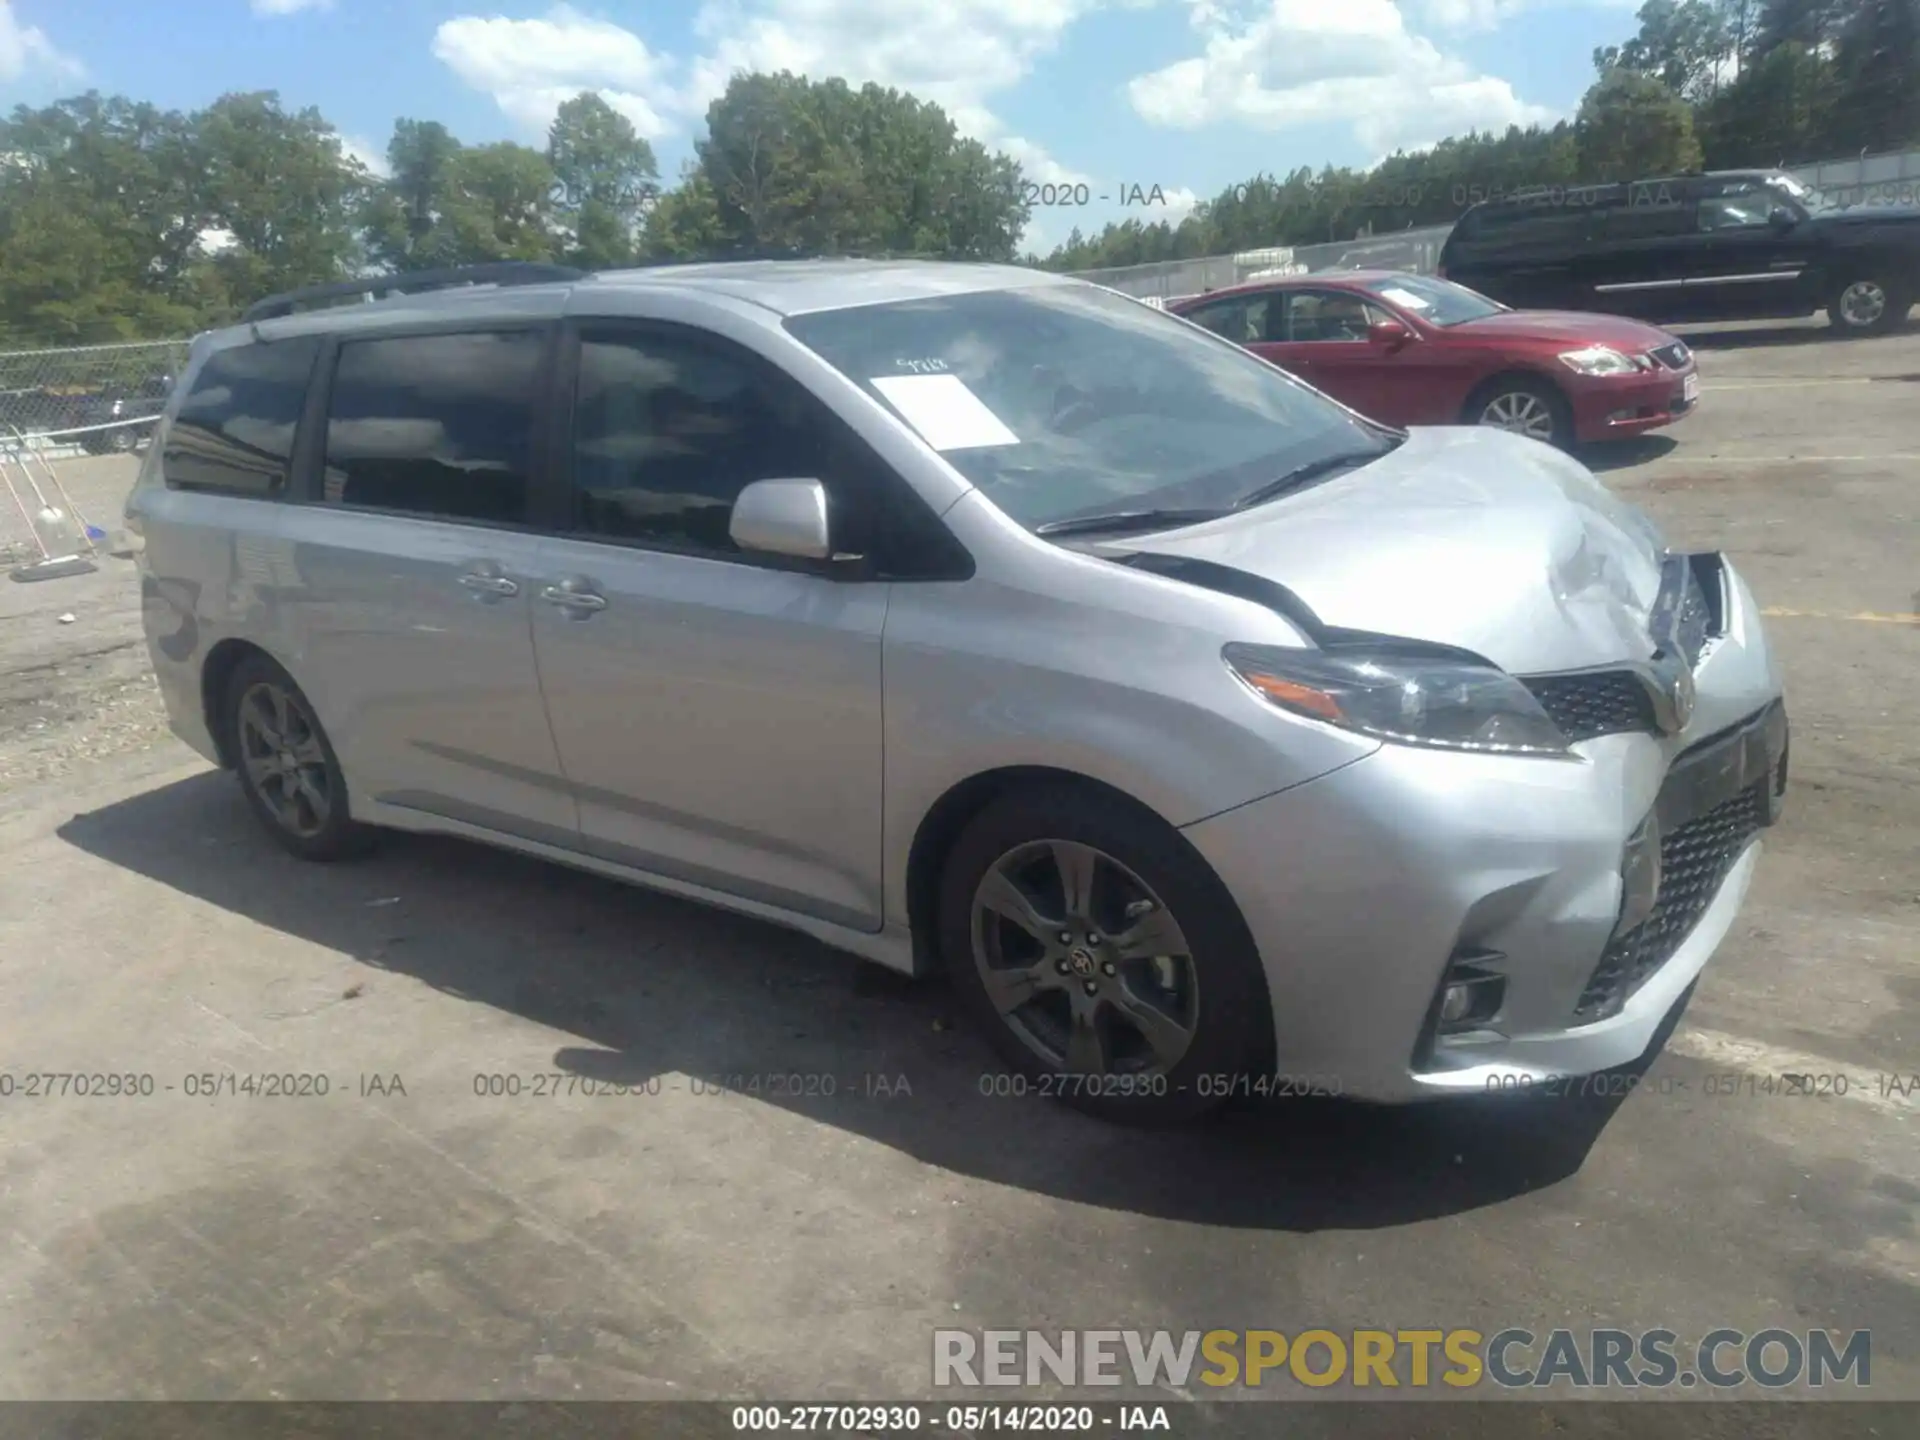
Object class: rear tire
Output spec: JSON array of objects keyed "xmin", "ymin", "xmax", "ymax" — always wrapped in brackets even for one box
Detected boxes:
[
  {"xmin": 1465, "ymin": 374, "xmax": 1574, "ymax": 448},
  {"xmin": 936, "ymin": 784, "xmax": 1271, "ymax": 1126},
  {"xmin": 223, "ymin": 653, "xmax": 374, "ymax": 862},
  {"xmin": 1827, "ymin": 273, "xmax": 1911, "ymax": 336}
]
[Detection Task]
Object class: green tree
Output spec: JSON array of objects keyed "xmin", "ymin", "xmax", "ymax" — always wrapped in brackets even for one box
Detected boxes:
[
  {"xmin": 1749, "ymin": 0, "xmax": 1858, "ymax": 60},
  {"xmin": 192, "ymin": 91, "xmax": 367, "ymax": 310},
  {"xmin": 0, "ymin": 93, "xmax": 210, "ymax": 342},
  {"xmin": 1593, "ymin": 0, "xmax": 1736, "ymax": 100},
  {"xmin": 436, "ymin": 143, "xmax": 559, "ymax": 265},
  {"xmin": 1575, "ymin": 67, "xmax": 1705, "ymax": 179},
  {"xmin": 1697, "ymin": 40, "xmax": 1842, "ymax": 162},
  {"xmin": 643, "ymin": 165, "xmax": 728, "ymax": 259},
  {"xmin": 363, "ymin": 118, "xmax": 465, "ymax": 271},
  {"xmin": 1827, "ymin": 0, "xmax": 1920, "ymax": 152},
  {"xmin": 693, "ymin": 72, "xmax": 1029, "ymax": 259},
  {"xmin": 548, "ymin": 92, "xmax": 659, "ymax": 268}
]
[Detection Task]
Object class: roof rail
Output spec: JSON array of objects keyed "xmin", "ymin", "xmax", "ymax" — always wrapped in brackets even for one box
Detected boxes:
[{"xmin": 241, "ymin": 262, "xmax": 588, "ymax": 324}]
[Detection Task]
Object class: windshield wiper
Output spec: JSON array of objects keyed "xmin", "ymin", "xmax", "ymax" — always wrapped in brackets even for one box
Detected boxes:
[
  {"xmin": 1231, "ymin": 444, "xmax": 1395, "ymax": 512},
  {"xmin": 1034, "ymin": 507, "xmax": 1230, "ymax": 537}
]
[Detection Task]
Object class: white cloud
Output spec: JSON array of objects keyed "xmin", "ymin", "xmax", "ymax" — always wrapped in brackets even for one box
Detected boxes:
[
  {"xmin": 1128, "ymin": 0, "xmax": 1555, "ymax": 156},
  {"xmin": 1414, "ymin": 0, "xmax": 1638, "ymax": 32},
  {"xmin": 432, "ymin": 5, "xmax": 674, "ymax": 139},
  {"xmin": 251, "ymin": 0, "xmax": 333, "ymax": 14},
  {"xmin": 0, "ymin": 0, "xmax": 84, "ymax": 82},
  {"xmin": 433, "ymin": 0, "xmax": 1103, "ymax": 181},
  {"xmin": 338, "ymin": 133, "xmax": 392, "ymax": 178},
  {"xmin": 1154, "ymin": 185, "xmax": 1199, "ymax": 224},
  {"xmin": 680, "ymin": 0, "xmax": 1102, "ymax": 122}
]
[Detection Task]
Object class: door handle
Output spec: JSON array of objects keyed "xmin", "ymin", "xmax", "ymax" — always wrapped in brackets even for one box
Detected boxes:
[
  {"xmin": 459, "ymin": 570, "xmax": 519, "ymax": 598},
  {"xmin": 541, "ymin": 579, "xmax": 608, "ymax": 616}
]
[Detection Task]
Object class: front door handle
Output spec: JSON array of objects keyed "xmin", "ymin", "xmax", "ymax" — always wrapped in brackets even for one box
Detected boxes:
[
  {"xmin": 459, "ymin": 567, "xmax": 519, "ymax": 599},
  {"xmin": 541, "ymin": 578, "xmax": 608, "ymax": 617}
]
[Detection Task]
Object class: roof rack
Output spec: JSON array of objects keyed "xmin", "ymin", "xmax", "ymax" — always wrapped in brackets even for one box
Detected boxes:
[{"xmin": 241, "ymin": 262, "xmax": 587, "ymax": 324}]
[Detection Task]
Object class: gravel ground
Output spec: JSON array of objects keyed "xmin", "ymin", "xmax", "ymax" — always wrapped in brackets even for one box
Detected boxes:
[{"xmin": 0, "ymin": 451, "xmax": 167, "ymax": 789}]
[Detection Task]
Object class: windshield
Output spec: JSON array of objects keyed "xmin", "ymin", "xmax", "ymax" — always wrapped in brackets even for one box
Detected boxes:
[
  {"xmin": 783, "ymin": 283, "xmax": 1386, "ymax": 530},
  {"xmin": 1360, "ymin": 274, "xmax": 1506, "ymax": 327}
]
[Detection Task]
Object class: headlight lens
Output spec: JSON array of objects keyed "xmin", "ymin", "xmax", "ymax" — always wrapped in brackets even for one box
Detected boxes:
[
  {"xmin": 1223, "ymin": 642, "xmax": 1573, "ymax": 756},
  {"xmin": 1557, "ymin": 345, "xmax": 1641, "ymax": 376}
]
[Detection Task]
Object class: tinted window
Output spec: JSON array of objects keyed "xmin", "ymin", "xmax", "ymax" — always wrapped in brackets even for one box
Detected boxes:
[
  {"xmin": 570, "ymin": 331, "xmax": 835, "ymax": 554},
  {"xmin": 1283, "ymin": 291, "xmax": 1389, "ymax": 342},
  {"xmin": 163, "ymin": 338, "xmax": 319, "ymax": 496},
  {"xmin": 785, "ymin": 285, "xmax": 1383, "ymax": 531},
  {"xmin": 320, "ymin": 331, "xmax": 544, "ymax": 525},
  {"xmin": 1600, "ymin": 182, "xmax": 1696, "ymax": 240},
  {"xmin": 1485, "ymin": 204, "xmax": 1593, "ymax": 253},
  {"xmin": 1182, "ymin": 295, "xmax": 1272, "ymax": 343},
  {"xmin": 1698, "ymin": 179, "xmax": 1774, "ymax": 230}
]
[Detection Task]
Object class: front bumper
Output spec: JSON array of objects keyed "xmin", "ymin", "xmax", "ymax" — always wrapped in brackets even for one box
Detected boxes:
[
  {"xmin": 1568, "ymin": 363, "xmax": 1700, "ymax": 442},
  {"xmin": 1181, "ymin": 559, "xmax": 1785, "ymax": 1103}
]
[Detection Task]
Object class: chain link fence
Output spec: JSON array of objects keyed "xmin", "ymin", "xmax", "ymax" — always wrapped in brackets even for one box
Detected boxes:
[
  {"xmin": 1, "ymin": 339, "xmax": 189, "ymax": 569},
  {"xmin": 0, "ymin": 338, "xmax": 189, "ymax": 455}
]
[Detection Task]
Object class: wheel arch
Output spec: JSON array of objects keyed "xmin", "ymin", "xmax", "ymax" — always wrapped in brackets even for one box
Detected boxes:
[
  {"xmin": 906, "ymin": 763, "xmax": 1278, "ymax": 1078},
  {"xmin": 1459, "ymin": 365, "xmax": 1569, "ymax": 422},
  {"xmin": 907, "ymin": 769, "xmax": 1160, "ymax": 965},
  {"xmin": 903, "ymin": 764, "xmax": 1253, "ymax": 970},
  {"xmin": 199, "ymin": 637, "xmax": 281, "ymax": 770}
]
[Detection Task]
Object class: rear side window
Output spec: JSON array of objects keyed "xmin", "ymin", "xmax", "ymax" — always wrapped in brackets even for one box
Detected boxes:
[
  {"xmin": 1598, "ymin": 190, "xmax": 1696, "ymax": 241},
  {"xmin": 320, "ymin": 330, "xmax": 545, "ymax": 526},
  {"xmin": 1461, "ymin": 203, "xmax": 1594, "ymax": 256},
  {"xmin": 1181, "ymin": 295, "xmax": 1273, "ymax": 343},
  {"xmin": 163, "ymin": 337, "xmax": 320, "ymax": 497}
]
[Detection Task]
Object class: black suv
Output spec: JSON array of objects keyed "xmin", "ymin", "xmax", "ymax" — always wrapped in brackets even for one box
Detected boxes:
[{"xmin": 1437, "ymin": 170, "xmax": 1920, "ymax": 336}]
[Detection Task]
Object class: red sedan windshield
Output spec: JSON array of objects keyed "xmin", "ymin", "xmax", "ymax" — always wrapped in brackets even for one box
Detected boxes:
[{"xmin": 1358, "ymin": 276, "xmax": 1507, "ymax": 327}]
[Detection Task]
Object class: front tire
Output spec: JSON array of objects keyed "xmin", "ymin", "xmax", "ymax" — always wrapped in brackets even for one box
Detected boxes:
[
  {"xmin": 1827, "ymin": 274, "xmax": 1911, "ymax": 336},
  {"xmin": 223, "ymin": 654, "xmax": 373, "ymax": 861},
  {"xmin": 936, "ymin": 785, "xmax": 1271, "ymax": 1125},
  {"xmin": 1466, "ymin": 375, "xmax": 1574, "ymax": 448}
]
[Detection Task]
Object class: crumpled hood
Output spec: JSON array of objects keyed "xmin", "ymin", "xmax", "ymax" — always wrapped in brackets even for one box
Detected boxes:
[{"xmin": 1103, "ymin": 427, "xmax": 1671, "ymax": 675}]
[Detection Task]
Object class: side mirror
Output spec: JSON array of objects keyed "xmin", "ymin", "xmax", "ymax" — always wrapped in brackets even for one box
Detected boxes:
[
  {"xmin": 1769, "ymin": 206, "xmax": 1798, "ymax": 231},
  {"xmin": 729, "ymin": 477, "xmax": 835, "ymax": 561},
  {"xmin": 1369, "ymin": 318, "xmax": 1413, "ymax": 350}
]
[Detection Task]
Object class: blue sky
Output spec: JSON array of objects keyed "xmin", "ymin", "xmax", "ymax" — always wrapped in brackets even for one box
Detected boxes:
[{"xmin": 1, "ymin": 0, "xmax": 1648, "ymax": 254}]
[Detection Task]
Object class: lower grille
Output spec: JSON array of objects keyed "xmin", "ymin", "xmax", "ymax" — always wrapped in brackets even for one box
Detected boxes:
[
  {"xmin": 1574, "ymin": 785, "xmax": 1763, "ymax": 1020},
  {"xmin": 1524, "ymin": 670, "xmax": 1658, "ymax": 742}
]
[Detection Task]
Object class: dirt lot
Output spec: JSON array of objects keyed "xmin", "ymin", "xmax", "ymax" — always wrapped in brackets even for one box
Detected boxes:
[{"xmin": 1, "ymin": 318, "xmax": 1915, "ymax": 1412}]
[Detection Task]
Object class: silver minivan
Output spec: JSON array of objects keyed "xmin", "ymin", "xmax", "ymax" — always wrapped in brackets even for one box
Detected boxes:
[{"xmin": 125, "ymin": 260, "xmax": 1788, "ymax": 1123}]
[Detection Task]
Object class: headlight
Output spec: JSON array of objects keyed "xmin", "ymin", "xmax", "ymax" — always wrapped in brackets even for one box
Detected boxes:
[
  {"xmin": 1557, "ymin": 345, "xmax": 1641, "ymax": 376},
  {"xmin": 1222, "ymin": 642, "xmax": 1573, "ymax": 757}
]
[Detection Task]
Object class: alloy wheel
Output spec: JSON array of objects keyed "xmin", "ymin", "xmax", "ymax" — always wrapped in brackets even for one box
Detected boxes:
[
  {"xmin": 1838, "ymin": 280, "xmax": 1887, "ymax": 329},
  {"xmin": 969, "ymin": 838, "xmax": 1200, "ymax": 1076},
  {"xmin": 1479, "ymin": 390, "xmax": 1557, "ymax": 441},
  {"xmin": 236, "ymin": 680, "xmax": 333, "ymax": 839}
]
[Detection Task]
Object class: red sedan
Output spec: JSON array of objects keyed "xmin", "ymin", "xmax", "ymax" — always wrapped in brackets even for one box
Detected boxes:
[{"xmin": 1167, "ymin": 271, "xmax": 1700, "ymax": 449}]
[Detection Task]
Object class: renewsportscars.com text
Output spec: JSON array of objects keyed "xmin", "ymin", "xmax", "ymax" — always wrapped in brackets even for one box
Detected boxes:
[{"xmin": 933, "ymin": 1328, "xmax": 1871, "ymax": 1391}]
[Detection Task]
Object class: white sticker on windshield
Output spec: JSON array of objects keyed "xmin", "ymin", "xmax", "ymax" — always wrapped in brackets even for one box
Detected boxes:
[
  {"xmin": 871, "ymin": 374, "xmax": 1019, "ymax": 451},
  {"xmin": 1377, "ymin": 286, "xmax": 1430, "ymax": 310}
]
